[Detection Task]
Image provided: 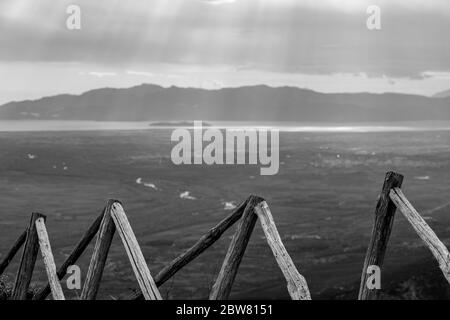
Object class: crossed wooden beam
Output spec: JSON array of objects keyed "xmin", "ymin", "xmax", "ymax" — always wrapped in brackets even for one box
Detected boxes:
[
  {"xmin": 7, "ymin": 213, "xmax": 64, "ymax": 300},
  {"xmin": 0, "ymin": 196, "xmax": 311, "ymax": 300},
  {"xmin": 359, "ymin": 172, "xmax": 450, "ymax": 299}
]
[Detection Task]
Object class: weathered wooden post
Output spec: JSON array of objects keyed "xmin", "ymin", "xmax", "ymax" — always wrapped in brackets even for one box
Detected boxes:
[
  {"xmin": 0, "ymin": 230, "xmax": 27, "ymax": 276},
  {"xmin": 255, "ymin": 201, "xmax": 311, "ymax": 300},
  {"xmin": 12, "ymin": 213, "xmax": 46, "ymax": 300},
  {"xmin": 390, "ymin": 188, "xmax": 450, "ymax": 284},
  {"xmin": 110, "ymin": 202, "xmax": 162, "ymax": 300},
  {"xmin": 210, "ymin": 195, "xmax": 263, "ymax": 300},
  {"xmin": 34, "ymin": 207, "xmax": 106, "ymax": 300},
  {"xmin": 35, "ymin": 217, "xmax": 65, "ymax": 300},
  {"xmin": 358, "ymin": 171, "xmax": 404, "ymax": 300},
  {"xmin": 81, "ymin": 200, "xmax": 117, "ymax": 300}
]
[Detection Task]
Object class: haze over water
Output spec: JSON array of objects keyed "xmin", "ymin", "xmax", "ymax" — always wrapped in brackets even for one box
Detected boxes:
[{"xmin": 1, "ymin": 120, "xmax": 450, "ymax": 133}]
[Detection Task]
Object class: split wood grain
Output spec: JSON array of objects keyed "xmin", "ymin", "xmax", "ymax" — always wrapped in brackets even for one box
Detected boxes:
[
  {"xmin": 34, "ymin": 207, "xmax": 105, "ymax": 300},
  {"xmin": 81, "ymin": 200, "xmax": 116, "ymax": 300},
  {"xmin": 358, "ymin": 171, "xmax": 403, "ymax": 300},
  {"xmin": 12, "ymin": 213, "xmax": 45, "ymax": 300},
  {"xmin": 254, "ymin": 201, "xmax": 311, "ymax": 300},
  {"xmin": 35, "ymin": 217, "xmax": 65, "ymax": 300},
  {"xmin": 209, "ymin": 195, "xmax": 262, "ymax": 300},
  {"xmin": 390, "ymin": 187, "xmax": 450, "ymax": 284},
  {"xmin": 110, "ymin": 202, "xmax": 162, "ymax": 300}
]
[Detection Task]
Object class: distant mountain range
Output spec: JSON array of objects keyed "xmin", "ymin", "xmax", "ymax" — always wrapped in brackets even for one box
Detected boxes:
[
  {"xmin": 433, "ymin": 89, "xmax": 450, "ymax": 98},
  {"xmin": 1, "ymin": 84, "xmax": 450, "ymax": 122}
]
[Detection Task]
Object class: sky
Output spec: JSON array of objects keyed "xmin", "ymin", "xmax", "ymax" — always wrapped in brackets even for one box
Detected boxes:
[{"xmin": 0, "ymin": 0, "xmax": 449, "ymax": 104}]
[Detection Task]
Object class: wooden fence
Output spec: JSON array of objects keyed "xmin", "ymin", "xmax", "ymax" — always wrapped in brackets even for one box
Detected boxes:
[
  {"xmin": 0, "ymin": 195, "xmax": 310, "ymax": 300},
  {"xmin": 1, "ymin": 171, "xmax": 449, "ymax": 300}
]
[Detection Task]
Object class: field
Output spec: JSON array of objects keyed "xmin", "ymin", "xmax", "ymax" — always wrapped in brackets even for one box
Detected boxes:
[{"xmin": 1, "ymin": 128, "xmax": 450, "ymax": 299}]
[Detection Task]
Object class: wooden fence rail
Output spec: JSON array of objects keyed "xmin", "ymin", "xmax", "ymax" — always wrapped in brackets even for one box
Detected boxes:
[
  {"xmin": 390, "ymin": 187, "xmax": 450, "ymax": 284},
  {"xmin": 0, "ymin": 230, "xmax": 27, "ymax": 276},
  {"xmin": 11, "ymin": 213, "xmax": 45, "ymax": 300},
  {"xmin": 129, "ymin": 197, "xmax": 251, "ymax": 300},
  {"xmin": 33, "ymin": 208, "xmax": 105, "ymax": 300},
  {"xmin": 81, "ymin": 200, "xmax": 162, "ymax": 300},
  {"xmin": 35, "ymin": 217, "xmax": 65, "ymax": 300},
  {"xmin": 130, "ymin": 194, "xmax": 310, "ymax": 301},
  {"xmin": 255, "ymin": 201, "xmax": 311, "ymax": 300},
  {"xmin": 209, "ymin": 196, "xmax": 261, "ymax": 300},
  {"xmin": 3, "ymin": 213, "xmax": 67, "ymax": 300},
  {"xmin": 110, "ymin": 202, "xmax": 162, "ymax": 300},
  {"xmin": 81, "ymin": 200, "xmax": 117, "ymax": 300}
]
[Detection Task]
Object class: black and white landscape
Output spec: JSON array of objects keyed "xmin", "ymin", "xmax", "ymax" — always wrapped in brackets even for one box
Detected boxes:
[{"xmin": 0, "ymin": 0, "xmax": 450, "ymax": 300}]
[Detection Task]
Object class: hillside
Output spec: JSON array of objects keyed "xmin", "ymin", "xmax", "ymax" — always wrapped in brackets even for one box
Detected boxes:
[{"xmin": 1, "ymin": 84, "xmax": 450, "ymax": 122}]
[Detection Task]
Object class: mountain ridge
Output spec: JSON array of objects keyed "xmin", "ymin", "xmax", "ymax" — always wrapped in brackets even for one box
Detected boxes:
[{"xmin": 1, "ymin": 84, "xmax": 449, "ymax": 122}]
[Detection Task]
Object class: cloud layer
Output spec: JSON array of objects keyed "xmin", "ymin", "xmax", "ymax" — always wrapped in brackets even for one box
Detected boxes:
[
  {"xmin": 0, "ymin": 0, "xmax": 449, "ymax": 102},
  {"xmin": 1, "ymin": 0, "xmax": 449, "ymax": 77}
]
